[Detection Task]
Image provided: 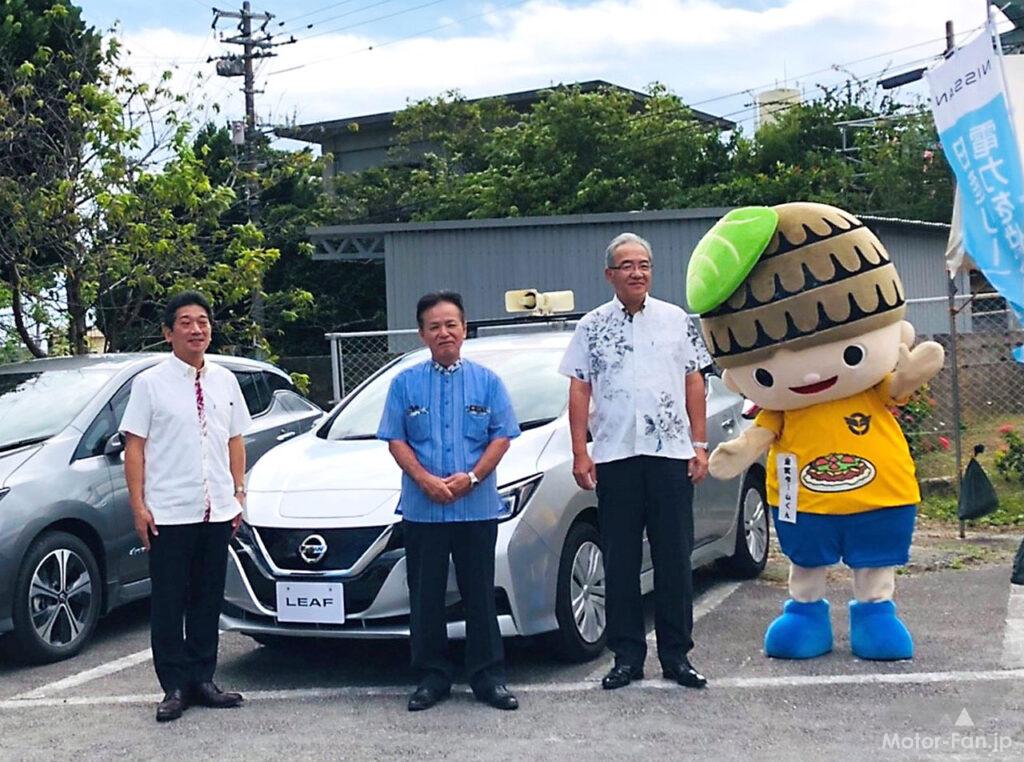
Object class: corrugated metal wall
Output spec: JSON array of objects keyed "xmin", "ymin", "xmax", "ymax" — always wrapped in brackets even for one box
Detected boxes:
[{"xmin": 382, "ymin": 214, "xmax": 957, "ymax": 334}]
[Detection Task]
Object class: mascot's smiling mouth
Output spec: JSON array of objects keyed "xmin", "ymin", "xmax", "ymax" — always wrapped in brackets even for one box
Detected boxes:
[{"xmin": 789, "ymin": 376, "xmax": 838, "ymax": 394}]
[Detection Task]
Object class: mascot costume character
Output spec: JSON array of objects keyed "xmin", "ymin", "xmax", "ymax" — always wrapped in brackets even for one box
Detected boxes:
[{"xmin": 685, "ymin": 202, "xmax": 945, "ymax": 660}]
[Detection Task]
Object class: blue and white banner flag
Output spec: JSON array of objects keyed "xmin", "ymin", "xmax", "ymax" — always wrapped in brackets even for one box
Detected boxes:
[{"xmin": 927, "ymin": 28, "xmax": 1024, "ymax": 361}]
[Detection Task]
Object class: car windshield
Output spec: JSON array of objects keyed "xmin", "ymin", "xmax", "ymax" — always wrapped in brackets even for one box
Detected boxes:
[
  {"xmin": 325, "ymin": 346, "xmax": 569, "ymax": 440},
  {"xmin": 0, "ymin": 367, "xmax": 118, "ymax": 451}
]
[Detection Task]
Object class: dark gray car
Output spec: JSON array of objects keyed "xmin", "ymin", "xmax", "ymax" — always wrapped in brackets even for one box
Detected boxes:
[{"xmin": 0, "ymin": 353, "xmax": 322, "ymax": 663}]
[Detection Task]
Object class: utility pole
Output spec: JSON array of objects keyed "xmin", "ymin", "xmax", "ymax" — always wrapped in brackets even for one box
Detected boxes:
[
  {"xmin": 209, "ymin": 3, "xmax": 294, "ymax": 355},
  {"xmin": 210, "ymin": 3, "xmax": 292, "ymax": 152}
]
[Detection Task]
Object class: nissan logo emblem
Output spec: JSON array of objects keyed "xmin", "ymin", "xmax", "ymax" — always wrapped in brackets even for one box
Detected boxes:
[{"xmin": 298, "ymin": 534, "xmax": 328, "ymax": 565}]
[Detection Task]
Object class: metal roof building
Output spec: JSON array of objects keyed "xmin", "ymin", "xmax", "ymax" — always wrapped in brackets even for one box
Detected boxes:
[
  {"xmin": 277, "ymin": 80, "xmax": 735, "ymax": 176},
  {"xmin": 309, "ymin": 207, "xmax": 972, "ymax": 336}
]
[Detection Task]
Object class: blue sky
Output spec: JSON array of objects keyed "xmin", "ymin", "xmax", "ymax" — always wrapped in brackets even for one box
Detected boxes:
[{"xmin": 78, "ymin": 0, "xmax": 1008, "ymax": 145}]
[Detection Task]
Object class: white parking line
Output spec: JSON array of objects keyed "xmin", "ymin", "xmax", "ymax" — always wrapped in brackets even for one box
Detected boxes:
[
  {"xmin": 5, "ymin": 668, "xmax": 1024, "ymax": 711},
  {"xmin": 1002, "ymin": 583, "xmax": 1024, "ymax": 668},
  {"xmin": 15, "ymin": 584, "xmax": 743, "ymax": 702},
  {"xmin": 12, "ymin": 647, "xmax": 154, "ymax": 701},
  {"xmin": 588, "ymin": 581, "xmax": 742, "ymax": 680}
]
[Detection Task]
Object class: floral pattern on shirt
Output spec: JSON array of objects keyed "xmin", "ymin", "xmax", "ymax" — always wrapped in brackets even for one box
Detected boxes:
[
  {"xmin": 584, "ymin": 309, "xmax": 633, "ymax": 385},
  {"xmin": 685, "ymin": 315, "xmax": 713, "ymax": 374},
  {"xmin": 643, "ymin": 392, "xmax": 689, "ymax": 453}
]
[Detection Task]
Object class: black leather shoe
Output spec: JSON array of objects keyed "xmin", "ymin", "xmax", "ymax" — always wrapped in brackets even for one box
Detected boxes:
[
  {"xmin": 407, "ymin": 685, "xmax": 450, "ymax": 712},
  {"xmin": 601, "ymin": 664, "xmax": 644, "ymax": 690},
  {"xmin": 156, "ymin": 688, "xmax": 188, "ymax": 722},
  {"xmin": 475, "ymin": 684, "xmax": 519, "ymax": 711},
  {"xmin": 190, "ymin": 682, "xmax": 244, "ymax": 708},
  {"xmin": 662, "ymin": 659, "xmax": 707, "ymax": 689}
]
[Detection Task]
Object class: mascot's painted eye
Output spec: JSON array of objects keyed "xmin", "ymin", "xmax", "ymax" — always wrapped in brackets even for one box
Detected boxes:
[
  {"xmin": 754, "ymin": 368, "xmax": 774, "ymax": 387},
  {"xmin": 843, "ymin": 344, "xmax": 866, "ymax": 367}
]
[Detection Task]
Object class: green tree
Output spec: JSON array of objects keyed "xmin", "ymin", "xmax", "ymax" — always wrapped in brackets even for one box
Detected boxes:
[
  {"xmin": 352, "ymin": 80, "xmax": 953, "ymax": 225},
  {"xmin": 392, "ymin": 84, "xmax": 734, "ymax": 220},
  {"xmin": 0, "ymin": 0, "xmax": 102, "ymax": 355},
  {"xmin": 0, "ymin": 6, "xmax": 298, "ymax": 358}
]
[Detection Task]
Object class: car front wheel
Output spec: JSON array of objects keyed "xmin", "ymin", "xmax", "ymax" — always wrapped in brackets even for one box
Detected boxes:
[
  {"xmin": 8, "ymin": 531, "xmax": 102, "ymax": 663},
  {"xmin": 548, "ymin": 521, "xmax": 607, "ymax": 662},
  {"xmin": 721, "ymin": 471, "xmax": 770, "ymax": 579}
]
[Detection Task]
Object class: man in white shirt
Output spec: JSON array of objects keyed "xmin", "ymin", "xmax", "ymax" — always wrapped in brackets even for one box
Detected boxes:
[
  {"xmin": 120, "ymin": 291, "xmax": 252, "ymax": 722},
  {"xmin": 558, "ymin": 233, "xmax": 711, "ymax": 691}
]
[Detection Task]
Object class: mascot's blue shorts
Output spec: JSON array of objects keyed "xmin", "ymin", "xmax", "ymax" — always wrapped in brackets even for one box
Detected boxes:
[{"xmin": 770, "ymin": 505, "xmax": 916, "ymax": 568}]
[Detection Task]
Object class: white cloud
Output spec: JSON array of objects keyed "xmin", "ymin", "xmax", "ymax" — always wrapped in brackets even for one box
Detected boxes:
[{"xmin": 116, "ymin": 0, "xmax": 1002, "ymax": 141}]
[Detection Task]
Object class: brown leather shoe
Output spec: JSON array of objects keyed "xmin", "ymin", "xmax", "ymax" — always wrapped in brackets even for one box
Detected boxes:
[
  {"xmin": 156, "ymin": 688, "xmax": 188, "ymax": 722},
  {"xmin": 190, "ymin": 682, "xmax": 244, "ymax": 708}
]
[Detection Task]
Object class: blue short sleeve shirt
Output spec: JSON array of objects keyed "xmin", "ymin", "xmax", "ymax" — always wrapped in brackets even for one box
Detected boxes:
[{"xmin": 376, "ymin": 358, "xmax": 521, "ymax": 522}]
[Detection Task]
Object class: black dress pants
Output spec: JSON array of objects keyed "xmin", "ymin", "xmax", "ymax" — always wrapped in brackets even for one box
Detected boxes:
[
  {"xmin": 148, "ymin": 520, "xmax": 233, "ymax": 693},
  {"xmin": 596, "ymin": 456, "xmax": 695, "ymax": 670},
  {"xmin": 404, "ymin": 519, "xmax": 505, "ymax": 694}
]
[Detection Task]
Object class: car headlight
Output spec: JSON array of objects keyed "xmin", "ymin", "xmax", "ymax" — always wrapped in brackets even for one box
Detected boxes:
[{"xmin": 497, "ymin": 474, "xmax": 543, "ymax": 522}]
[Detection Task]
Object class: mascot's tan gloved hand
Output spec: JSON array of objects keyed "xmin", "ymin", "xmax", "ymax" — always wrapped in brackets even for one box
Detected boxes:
[
  {"xmin": 708, "ymin": 425, "xmax": 776, "ymax": 480},
  {"xmin": 888, "ymin": 340, "xmax": 945, "ymax": 402}
]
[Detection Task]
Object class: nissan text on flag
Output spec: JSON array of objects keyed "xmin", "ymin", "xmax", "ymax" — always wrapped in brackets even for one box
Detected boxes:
[{"xmin": 926, "ymin": 20, "xmax": 1024, "ymax": 361}]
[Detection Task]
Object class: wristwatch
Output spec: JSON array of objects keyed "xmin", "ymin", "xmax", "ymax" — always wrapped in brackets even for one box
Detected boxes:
[
  {"xmin": 692, "ymin": 441, "xmax": 709, "ymax": 451},
  {"xmin": 234, "ymin": 485, "xmax": 246, "ymax": 495},
  {"xmin": 467, "ymin": 471, "xmax": 480, "ymax": 488}
]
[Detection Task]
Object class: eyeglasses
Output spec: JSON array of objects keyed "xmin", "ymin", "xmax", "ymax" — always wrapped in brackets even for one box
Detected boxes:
[{"xmin": 608, "ymin": 261, "xmax": 652, "ymax": 273}]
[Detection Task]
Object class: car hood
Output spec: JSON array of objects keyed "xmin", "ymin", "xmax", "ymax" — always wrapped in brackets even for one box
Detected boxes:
[
  {"xmin": 0, "ymin": 443, "xmax": 44, "ymax": 488},
  {"xmin": 244, "ymin": 425, "xmax": 557, "ymax": 529}
]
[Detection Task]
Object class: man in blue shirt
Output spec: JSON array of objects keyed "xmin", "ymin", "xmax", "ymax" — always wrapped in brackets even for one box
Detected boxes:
[{"xmin": 377, "ymin": 291, "xmax": 521, "ymax": 712}]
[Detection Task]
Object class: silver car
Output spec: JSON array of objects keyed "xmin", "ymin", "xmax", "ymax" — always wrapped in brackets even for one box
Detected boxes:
[
  {"xmin": 224, "ymin": 331, "xmax": 769, "ymax": 661},
  {"xmin": 0, "ymin": 353, "xmax": 322, "ymax": 663}
]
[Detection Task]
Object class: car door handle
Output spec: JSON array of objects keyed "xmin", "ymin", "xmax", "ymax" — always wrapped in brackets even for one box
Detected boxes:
[
  {"xmin": 721, "ymin": 418, "xmax": 736, "ymax": 430},
  {"xmin": 276, "ymin": 430, "xmax": 298, "ymax": 442}
]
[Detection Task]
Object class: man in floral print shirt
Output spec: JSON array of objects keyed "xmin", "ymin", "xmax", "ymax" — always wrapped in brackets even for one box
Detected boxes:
[{"xmin": 558, "ymin": 232, "xmax": 712, "ymax": 691}]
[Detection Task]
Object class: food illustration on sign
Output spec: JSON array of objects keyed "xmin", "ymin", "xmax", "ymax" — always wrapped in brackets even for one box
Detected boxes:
[{"xmin": 800, "ymin": 453, "xmax": 876, "ymax": 492}]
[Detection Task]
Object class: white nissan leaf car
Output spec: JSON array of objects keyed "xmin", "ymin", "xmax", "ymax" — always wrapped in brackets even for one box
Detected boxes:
[{"xmin": 221, "ymin": 331, "xmax": 768, "ymax": 661}]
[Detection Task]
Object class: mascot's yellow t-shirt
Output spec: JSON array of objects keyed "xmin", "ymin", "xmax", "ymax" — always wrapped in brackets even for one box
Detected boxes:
[{"xmin": 755, "ymin": 374, "xmax": 920, "ymax": 515}]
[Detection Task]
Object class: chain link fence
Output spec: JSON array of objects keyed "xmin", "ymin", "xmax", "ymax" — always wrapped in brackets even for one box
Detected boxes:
[
  {"xmin": 905, "ymin": 294, "xmax": 1024, "ymax": 519},
  {"xmin": 324, "ymin": 319, "xmax": 580, "ymax": 404}
]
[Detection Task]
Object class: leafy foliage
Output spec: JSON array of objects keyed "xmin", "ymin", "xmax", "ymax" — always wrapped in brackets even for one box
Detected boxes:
[
  {"xmin": 994, "ymin": 426, "xmax": 1024, "ymax": 483},
  {"xmin": 0, "ymin": 2, "xmax": 306, "ymax": 357},
  {"xmin": 340, "ymin": 80, "xmax": 953, "ymax": 226}
]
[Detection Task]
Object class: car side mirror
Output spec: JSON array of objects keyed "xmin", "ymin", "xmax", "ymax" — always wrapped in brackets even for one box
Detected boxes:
[{"xmin": 104, "ymin": 432, "xmax": 125, "ymax": 457}]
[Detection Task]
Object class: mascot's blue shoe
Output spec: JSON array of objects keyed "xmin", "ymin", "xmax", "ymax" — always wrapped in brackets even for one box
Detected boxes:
[
  {"xmin": 849, "ymin": 600, "xmax": 913, "ymax": 660},
  {"xmin": 764, "ymin": 599, "xmax": 833, "ymax": 659}
]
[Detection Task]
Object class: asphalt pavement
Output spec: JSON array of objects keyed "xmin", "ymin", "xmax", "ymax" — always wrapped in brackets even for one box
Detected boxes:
[{"xmin": 1, "ymin": 559, "xmax": 1022, "ymax": 761}]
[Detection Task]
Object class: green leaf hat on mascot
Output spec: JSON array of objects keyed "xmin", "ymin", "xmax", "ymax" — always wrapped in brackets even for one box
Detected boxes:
[{"xmin": 686, "ymin": 202, "xmax": 945, "ymax": 660}]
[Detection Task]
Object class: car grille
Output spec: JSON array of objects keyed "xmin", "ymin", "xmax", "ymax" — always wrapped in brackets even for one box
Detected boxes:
[
  {"xmin": 235, "ymin": 547, "xmax": 403, "ymax": 616},
  {"xmin": 255, "ymin": 525, "xmax": 390, "ymax": 571}
]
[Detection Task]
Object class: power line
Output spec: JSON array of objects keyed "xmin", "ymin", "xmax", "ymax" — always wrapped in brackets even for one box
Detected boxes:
[
  {"xmin": 292, "ymin": 0, "xmax": 450, "ymax": 43},
  {"xmin": 276, "ymin": 0, "xmax": 365, "ymax": 27},
  {"xmin": 277, "ymin": 0, "xmax": 401, "ymax": 36},
  {"xmin": 267, "ymin": 0, "xmax": 529, "ymax": 76}
]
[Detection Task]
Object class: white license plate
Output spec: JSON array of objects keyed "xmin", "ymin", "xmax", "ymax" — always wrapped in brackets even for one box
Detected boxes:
[{"xmin": 275, "ymin": 581, "xmax": 345, "ymax": 624}]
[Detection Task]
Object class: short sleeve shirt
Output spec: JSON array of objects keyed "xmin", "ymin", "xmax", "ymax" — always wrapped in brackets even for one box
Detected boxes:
[
  {"xmin": 119, "ymin": 354, "xmax": 252, "ymax": 524},
  {"xmin": 755, "ymin": 374, "xmax": 920, "ymax": 515},
  {"xmin": 376, "ymin": 359, "xmax": 521, "ymax": 522},
  {"xmin": 558, "ymin": 296, "xmax": 711, "ymax": 464}
]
